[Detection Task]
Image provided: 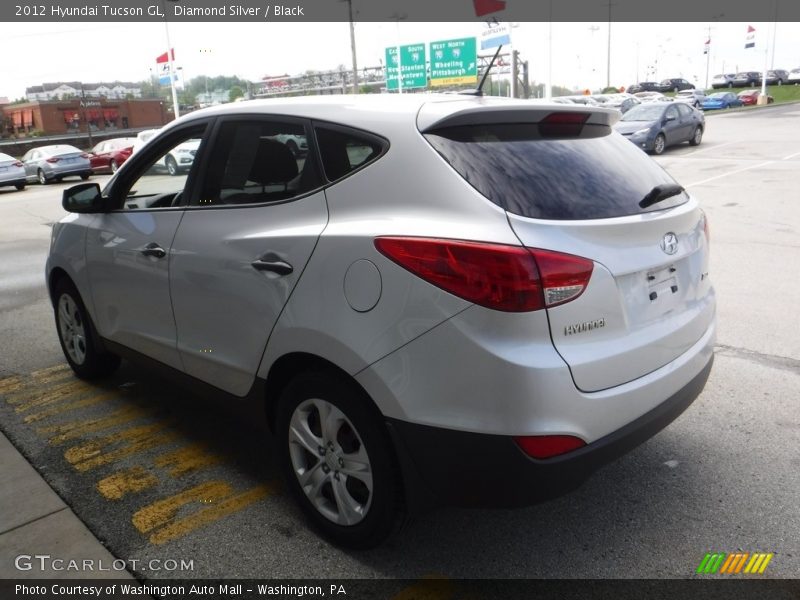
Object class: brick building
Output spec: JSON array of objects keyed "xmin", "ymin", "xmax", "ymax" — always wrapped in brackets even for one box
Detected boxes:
[{"xmin": 0, "ymin": 98, "xmax": 169, "ymax": 138}]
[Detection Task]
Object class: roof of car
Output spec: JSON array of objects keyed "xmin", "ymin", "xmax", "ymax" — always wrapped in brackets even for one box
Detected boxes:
[{"xmin": 169, "ymin": 94, "xmax": 621, "ymax": 134}]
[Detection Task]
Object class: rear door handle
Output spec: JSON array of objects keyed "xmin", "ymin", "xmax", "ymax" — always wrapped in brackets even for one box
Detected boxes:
[
  {"xmin": 140, "ymin": 242, "xmax": 166, "ymax": 259},
  {"xmin": 251, "ymin": 257, "xmax": 293, "ymax": 276}
]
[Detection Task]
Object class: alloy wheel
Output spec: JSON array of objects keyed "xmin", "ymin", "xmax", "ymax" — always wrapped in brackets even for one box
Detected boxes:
[
  {"xmin": 288, "ymin": 398, "xmax": 373, "ymax": 526},
  {"xmin": 58, "ymin": 294, "xmax": 87, "ymax": 365}
]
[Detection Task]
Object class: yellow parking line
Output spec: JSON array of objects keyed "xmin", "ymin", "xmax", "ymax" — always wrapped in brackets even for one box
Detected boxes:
[
  {"xmin": 132, "ymin": 481, "xmax": 235, "ymax": 534},
  {"xmin": 65, "ymin": 422, "xmax": 179, "ymax": 472},
  {"xmin": 30, "ymin": 364, "xmax": 70, "ymax": 378},
  {"xmin": 97, "ymin": 467, "xmax": 159, "ymax": 501},
  {"xmin": 10, "ymin": 380, "xmax": 93, "ymax": 411},
  {"xmin": 0, "ymin": 376, "xmax": 23, "ymax": 394},
  {"xmin": 154, "ymin": 443, "xmax": 224, "ymax": 477},
  {"xmin": 39, "ymin": 405, "xmax": 154, "ymax": 445},
  {"xmin": 147, "ymin": 484, "xmax": 272, "ymax": 546},
  {"xmin": 23, "ymin": 393, "xmax": 116, "ymax": 424}
]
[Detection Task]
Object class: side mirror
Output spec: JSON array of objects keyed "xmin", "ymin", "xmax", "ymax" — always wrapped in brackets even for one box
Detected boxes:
[{"xmin": 62, "ymin": 183, "xmax": 103, "ymax": 213}]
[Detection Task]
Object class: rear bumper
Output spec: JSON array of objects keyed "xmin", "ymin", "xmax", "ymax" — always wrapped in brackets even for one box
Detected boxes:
[{"xmin": 388, "ymin": 354, "xmax": 713, "ymax": 509}]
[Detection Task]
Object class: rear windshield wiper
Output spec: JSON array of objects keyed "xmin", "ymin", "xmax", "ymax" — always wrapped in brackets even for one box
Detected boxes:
[{"xmin": 639, "ymin": 183, "xmax": 685, "ymax": 209}]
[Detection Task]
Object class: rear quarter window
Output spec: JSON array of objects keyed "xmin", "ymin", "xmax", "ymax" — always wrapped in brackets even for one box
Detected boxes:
[{"xmin": 423, "ymin": 123, "xmax": 687, "ymax": 220}]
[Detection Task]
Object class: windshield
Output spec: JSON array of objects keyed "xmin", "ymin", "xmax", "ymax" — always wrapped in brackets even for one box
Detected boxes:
[
  {"xmin": 708, "ymin": 93, "xmax": 727, "ymax": 99},
  {"xmin": 620, "ymin": 104, "xmax": 665, "ymax": 121}
]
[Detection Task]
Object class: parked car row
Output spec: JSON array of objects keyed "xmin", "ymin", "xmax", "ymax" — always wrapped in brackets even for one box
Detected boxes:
[
  {"xmin": 630, "ymin": 68, "xmax": 797, "ymax": 94},
  {"xmin": 713, "ymin": 70, "xmax": 794, "ymax": 88},
  {"xmin": 0, "ymin": 136, "xmax": 141, "ymax": 192},
  {"xmin": 628, "ymin": 78, "xmax": 695, "ymax": 94}
]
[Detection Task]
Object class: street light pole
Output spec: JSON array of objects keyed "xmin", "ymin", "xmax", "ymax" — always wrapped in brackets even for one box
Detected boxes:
[{"xmin": 345, "ymin": 0, "xmax": 359, "ymax": 94}]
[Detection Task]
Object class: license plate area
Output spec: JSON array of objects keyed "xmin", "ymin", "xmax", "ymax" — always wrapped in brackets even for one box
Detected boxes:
[{"xmin": 646, "ymin": 264, "xmax": 679, "ymax": 312}]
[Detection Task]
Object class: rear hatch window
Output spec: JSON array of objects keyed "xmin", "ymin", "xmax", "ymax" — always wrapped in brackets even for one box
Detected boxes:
[{"xmin": 423, "ymin": 123, "xmax": 687, "ymax": 220}]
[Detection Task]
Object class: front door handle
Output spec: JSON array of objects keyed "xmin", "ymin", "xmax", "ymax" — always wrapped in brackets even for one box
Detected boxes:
[
  {"xmin": 251, "ymin": 258, "xmax": 293, "ymax": 276},
  {"xmin": 140, "ymin": 242, "xmax": 166, "ymax": 259}
]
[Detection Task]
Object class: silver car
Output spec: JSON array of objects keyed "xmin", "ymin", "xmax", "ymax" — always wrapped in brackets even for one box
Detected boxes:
[
  {"xmin": 47, "ymin": 95, "xmax": 716, "ymax": 548},
  {"xmin": 0, "ymin": 152, "xmax": 26, "ymax": 190},
  {"xmin": 22, "ymin": 144, "xmax": 92, "ymax": 185}
]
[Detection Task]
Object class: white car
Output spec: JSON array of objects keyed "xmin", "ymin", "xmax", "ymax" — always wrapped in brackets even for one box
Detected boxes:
[
  {"xmin": 0, "ymin": 152, "xmax": 26, "ymax": 191},
  {"xmin": 49, "ymin": 95, "xmax": 715, "ymax": 547},
  {"xmin": 787, "ymin": 67, "xmax": 800, "ymax": 84},
  {"xmin": 674, "ymin": 89, "xmax": 707, "ymax": 108},
  {"xmin": 131, "ymin": 128, "xmax": 200, "ymax": 176}
]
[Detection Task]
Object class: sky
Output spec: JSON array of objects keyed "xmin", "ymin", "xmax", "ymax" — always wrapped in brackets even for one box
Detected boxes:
[{"xmin": 2, "ymin": 21, "xmax": 799, "ymax": 100}]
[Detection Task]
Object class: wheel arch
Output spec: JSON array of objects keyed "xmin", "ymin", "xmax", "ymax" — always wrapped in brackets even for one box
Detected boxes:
[{"xmin": 263, "ymin": 352, "xmax": 382, "ymax": 434}]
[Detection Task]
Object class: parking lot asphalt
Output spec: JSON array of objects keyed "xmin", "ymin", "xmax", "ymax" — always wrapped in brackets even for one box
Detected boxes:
[{"xmin": 0, "ymin": 103, "xmax": 798, "ymax": 580}]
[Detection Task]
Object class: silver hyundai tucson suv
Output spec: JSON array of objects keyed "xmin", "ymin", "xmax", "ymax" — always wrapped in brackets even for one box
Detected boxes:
[{"xmin": 47, "ymin": 95, "xmax": 715, "ymax": 548}]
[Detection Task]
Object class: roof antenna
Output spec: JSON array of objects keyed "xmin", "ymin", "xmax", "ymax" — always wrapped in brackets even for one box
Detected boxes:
[{"xmin": 460, "ymin": 44, "xmax": 503, "ymax": 96}]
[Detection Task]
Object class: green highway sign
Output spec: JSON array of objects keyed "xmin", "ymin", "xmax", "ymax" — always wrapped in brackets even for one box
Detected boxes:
[
  {"xmin": 430, "ymin": 37, "xmax": 477, "ymax": 87},
  {"xmin": 385, "ymin": 44, "xmax": 427, "ymax": 90}
]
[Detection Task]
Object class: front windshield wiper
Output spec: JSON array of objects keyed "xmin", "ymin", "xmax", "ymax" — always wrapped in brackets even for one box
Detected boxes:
[{"xmin": 639, "ymin": 183, "xmax": 685, "ymax": 209}]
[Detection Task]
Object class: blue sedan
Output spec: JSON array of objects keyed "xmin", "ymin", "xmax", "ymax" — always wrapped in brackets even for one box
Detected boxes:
[{"xmin": 702, "ymin": 92, "xmax": 744, "ymax": 110}]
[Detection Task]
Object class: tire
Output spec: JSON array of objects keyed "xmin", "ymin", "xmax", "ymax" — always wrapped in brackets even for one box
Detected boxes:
[
  {"xmin": 689, "ymin": 126, "xmax": 703, "ymax": 146},
  {"xmin": 165, "ymin": 155, "xmax": 179, "ymax": 176},
  {"xmin": 53, "ymin": 279, "xmax": 120, "ymax": 380},
  {"xmin": 37, "ymin": 169, "xmax": 48, "ymax": 185},
  {"xmin": 276, "ymin": 370, "xmax": 404, "ymax": 549},
  {"xmin": 80, "ymin": 173, "xmax": 90, "ymax": 181},
  {"xmin": 652, "ymin": 133, "xmax": 666, "ymax": 155},
  {"xmin": 15, "ymin": 183, "xmax": 25, "ymax": 191},
  {"xmin": 110, "ymin": 160, "xmax": 118, "ymax": 173},
  {"xmin": 673, "ymin": 86, "xmax": 679, "ymax": 93},
  {"xmin": 727, "ymin": 82, "xmax": 733, "ymax": 88}
]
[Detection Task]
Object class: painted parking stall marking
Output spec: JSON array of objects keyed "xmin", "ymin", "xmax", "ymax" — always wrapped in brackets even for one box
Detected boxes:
[{"xmin": 0, "ymin": 365, "xmax": 276, "ymax": 549}]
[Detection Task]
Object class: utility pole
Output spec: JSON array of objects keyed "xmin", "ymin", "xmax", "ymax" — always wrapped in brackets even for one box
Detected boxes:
[
  {"xmin": 511, "ymin": 50, "xmax": 518, "ymax": 98},
  {"xmin": 345, "ymin": 0, "xmax": 359, "ymax": 94},
  {"xmin": 705, "ymin": 26, "xmax": 712, "ymax": 91},
  {"xmin": 79, "ymin": 83, "xmax": 93, "ymax": 149},
  {"xmin": 605, "ymin": 2, "xmax": 616, "ymax": 89}
]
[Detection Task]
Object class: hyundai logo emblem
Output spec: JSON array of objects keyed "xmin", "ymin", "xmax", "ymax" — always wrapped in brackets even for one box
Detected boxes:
[{"xmin": 660, "ymin": 232, "xmax": 679, "ymax": 255}]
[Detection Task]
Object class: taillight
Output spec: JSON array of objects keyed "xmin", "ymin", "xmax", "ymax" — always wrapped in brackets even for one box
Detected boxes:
[
  {"xmin": 374, "ymin": 237, "xmax": 593, "ymax": 312},
  {"xmin": 80, "ymin": 153, "xmax": 89, "ymax": 159},
  {"xmin": 534, "ymin": 249, "xmax": 594, "ymax": 307},
  {"xmin": 514, "ymin": 435, "xmax": 586, "ymax": 459},
  {"xmin": 701, "ymin": 211, "xmax": 710, "ymax": 243},
  {"xmin": 46, "ymin": 157, "xmax": 60, "ymax": 163},
  {"xmin": 12, "ymin": 161, "xmax": 23, "ymax": 167}
]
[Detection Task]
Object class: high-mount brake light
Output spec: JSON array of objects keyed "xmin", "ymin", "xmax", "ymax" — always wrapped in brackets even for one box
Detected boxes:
[{"xmin": 539, "ymin": 112, "xmax": 590, "ymax": 137}]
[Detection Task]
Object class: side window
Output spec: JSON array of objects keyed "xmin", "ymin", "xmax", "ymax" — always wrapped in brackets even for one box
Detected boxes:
[
  {"xmin": 666, "ymin": 106, "xmax": 679, "ymax": 120},
  {"xmin": 677, "ymin": 104, "xmax": 692, "ymax": 117},
  {"xmin": 314, "ymin": 125, "xmax": 386, "ymax": 183},
  {"xmin": 194, "ymin": 120, "xmax": 322, "ymax": 207},
  {"xmin": 116, "ymin": 125, "xmax": 206, "ymax": 211}
]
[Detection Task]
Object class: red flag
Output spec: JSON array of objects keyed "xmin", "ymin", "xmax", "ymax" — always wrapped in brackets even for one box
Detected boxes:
[
  {"xmin": 747, "ymin": 25, "xmax": 756, "ymax": 33},
  {"xmin": 156, "ymin": 49, "xmax": 175, "ymax": 64},
  {"xmin": 473, "ymin": 0, "xmax": 506, "ymax": 17}
]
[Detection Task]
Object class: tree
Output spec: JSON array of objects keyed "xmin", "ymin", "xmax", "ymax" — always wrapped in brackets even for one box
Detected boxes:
[{"xmin": 229, "ymin": 86, "xmax": 244, "ymax": 102}]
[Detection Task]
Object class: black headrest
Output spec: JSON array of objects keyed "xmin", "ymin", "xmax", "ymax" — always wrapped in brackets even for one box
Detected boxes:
[{"xmin": 249, "ymin": 139, "xmax": 298, "ymax": 186}]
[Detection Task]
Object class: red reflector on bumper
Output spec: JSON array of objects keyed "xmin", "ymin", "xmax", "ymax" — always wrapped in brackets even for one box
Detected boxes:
[{"xmin": 514, "ymin": 435, "xmax": 586, "ymax": 459}]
